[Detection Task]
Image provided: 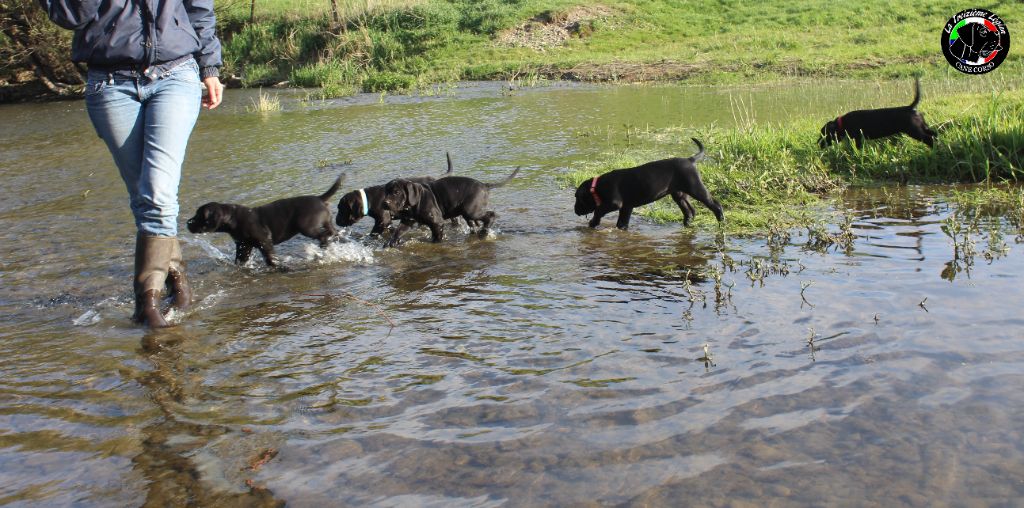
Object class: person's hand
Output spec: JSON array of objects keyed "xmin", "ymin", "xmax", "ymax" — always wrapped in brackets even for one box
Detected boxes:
[{"xmin": 202, "ymin": 76, "xmax": 223, "ymax": 109}]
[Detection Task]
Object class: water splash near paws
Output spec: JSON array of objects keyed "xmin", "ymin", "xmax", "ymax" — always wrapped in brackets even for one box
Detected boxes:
[{"xmin": 303, "ymin": 241, "xmax": 375, "ymax": 265}]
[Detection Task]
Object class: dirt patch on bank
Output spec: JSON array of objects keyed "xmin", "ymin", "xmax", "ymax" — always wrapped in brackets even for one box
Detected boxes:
[
  {"xmin": 497, "ymin": 5, "xmax": 615, "ymax": 51},
  {"xmin": 535, "ymin": 55, "xmax": 941, "ymax": 83},
  {"xmin": 538, "ymin": 61, "xmax": 720, "ymax": 82}
]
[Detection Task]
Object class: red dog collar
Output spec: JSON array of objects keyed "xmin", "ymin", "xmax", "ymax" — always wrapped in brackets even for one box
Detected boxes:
[
  {"xmin": 836, "ymin": 115, "xmax": 844, "ymax": 132},
  {"xmin": 590, "ymin": 176, "xmax": 602, "ymax": 207}
]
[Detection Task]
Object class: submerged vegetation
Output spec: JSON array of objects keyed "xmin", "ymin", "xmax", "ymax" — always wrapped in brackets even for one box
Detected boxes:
[{"xmin": 560, "ymin": 89, "xmax": 1024, "ymax": 234}]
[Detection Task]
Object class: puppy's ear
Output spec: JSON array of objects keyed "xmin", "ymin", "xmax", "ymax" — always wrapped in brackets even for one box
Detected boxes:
[
  {"xmin": 205, "ymin": 204, "xmax": 220, "ymax": 223},
  {"xmin": 205, "ymin": 203, "xmax": 232, "ymax": 228},
  {"xmin": 575, "ymin": 181, "xmax": 589, "ymax": 200},
  {"xmin": 402, "ymin": 180, "xmax": 424, "ymax": 207}
]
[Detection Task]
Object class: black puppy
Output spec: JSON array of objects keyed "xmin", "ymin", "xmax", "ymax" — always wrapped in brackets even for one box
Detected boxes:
[
  {"xmin": 336, "ymin": 152, "xmax": 454, "ymax": 235},
  {"xmin": 819, "ymin": 78, "xmax": 937, "ymax": 149},
  {"xmin": 573, "ymin": 138, "xmax": 723, "ymax": 230},
  {"xmin": 381, "ymin": 167, "xmax": 520, "ymax": 247},
  {"xmin": 949, "ymin": 22, "xmax": 1003, "ymax": 63},
  {"xmin": 186, "ymin": 176, "xmax": 342, "ymax": 267}
]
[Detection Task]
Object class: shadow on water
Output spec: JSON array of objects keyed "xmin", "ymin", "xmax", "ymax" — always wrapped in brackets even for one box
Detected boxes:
[
  {"xmin": 133, "ymin": 329, "xmax": 284, "ymax": 507},
  {"xmin": 576, "ymin": 228, "xmax": 714, "ymax": 289},
  {"xmin": 381, "ymin": 235, "xmax": 501, "ymax": 296}
]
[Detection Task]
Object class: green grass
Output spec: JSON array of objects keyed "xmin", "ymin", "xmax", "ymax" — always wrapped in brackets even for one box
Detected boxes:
[
  {"xmin": 213, "ymin": 0, "xmax": 1024, "ymax": 90},
  {"xmin": 217, "ymin": 0, "xmax": 427, "ymax": 20},
  {"xmin": 245, "ymin": 88, "xmax": 282, "ymax": 112},
  {"xmin": 559, "ymin": 89, "xmax": 1024, "ymax": 234}
]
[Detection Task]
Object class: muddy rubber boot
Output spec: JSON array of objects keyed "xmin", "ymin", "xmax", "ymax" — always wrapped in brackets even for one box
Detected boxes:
[
  {"xmin": 166, "ymin": 238, "xmax": 192, "ymax": 312},
  {"xmin": 132, "ymin": 234, "xmax": 173, "ymax": 328}
]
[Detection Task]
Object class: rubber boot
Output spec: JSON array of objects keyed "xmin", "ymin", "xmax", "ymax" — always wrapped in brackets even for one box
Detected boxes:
[
  {"xmin": 132, "ymin": 233, "xmax": 173, "ymax": 328},
  {"xmin": 166, "ymin": 238, "xmax": 192, "ymax": 311}
]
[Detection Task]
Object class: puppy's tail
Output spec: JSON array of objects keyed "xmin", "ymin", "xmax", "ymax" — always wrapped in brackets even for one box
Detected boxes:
[
  {"xmin": 319, "ymin": 174, "xmax": 345, "ymax": 202},
  {"xmin": 908, "ymin": 77, "xmax": 921, "ymax": 110},
  {"xmin": 689, "ymin": 138, "xmax": 705, "ymax": 163},
  {"xmin": 444, "ymin": 151, "xmax": 454, "ymax": 176},
  {"xmin": 486, "ymin": 166, "xmax": 521, "ymax": 189}
]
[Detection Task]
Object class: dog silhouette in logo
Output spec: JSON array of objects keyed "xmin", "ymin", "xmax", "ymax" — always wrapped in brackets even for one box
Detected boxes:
[{"xmin": 950, "ymin": 22, "xmax": 1002, "ymax": 62}]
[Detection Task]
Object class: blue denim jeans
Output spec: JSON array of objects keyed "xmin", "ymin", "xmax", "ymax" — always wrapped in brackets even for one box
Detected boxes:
[{"xmin": 85, "ymin": 60, "xmax": 202, "ymax": 237}]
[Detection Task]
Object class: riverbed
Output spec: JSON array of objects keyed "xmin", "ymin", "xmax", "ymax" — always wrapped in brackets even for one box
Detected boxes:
[{"xmin": 1, "ymin": 81, "xmax": 1022, "ymax": 506}]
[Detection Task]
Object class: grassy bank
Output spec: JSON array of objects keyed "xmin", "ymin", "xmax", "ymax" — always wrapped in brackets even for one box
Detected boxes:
[
  {"xmin": 212, "ymin": 0, "xmax": 1023, "ymax": 93},
  {"xmin": 3, "ymin": 0, "xmax": 1021, "ymax": 97},
  {"xmin": 559, "ymin": 89, "xmax": 1024, "ymax": 234}
]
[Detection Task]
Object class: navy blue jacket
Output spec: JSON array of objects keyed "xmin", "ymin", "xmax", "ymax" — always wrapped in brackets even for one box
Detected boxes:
[{"xmin": 39, "ymin": 0, "xmax": 222, "ymax": 78}]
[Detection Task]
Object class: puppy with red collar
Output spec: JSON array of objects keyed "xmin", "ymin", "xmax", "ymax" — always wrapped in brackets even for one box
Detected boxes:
[
  {"xmin": 573, "ymin": 138, "xmax": 723, "ymax": 230},
  {"xmin": 819, "ymin": 78, "xmax": 937, "ymax": 149}
]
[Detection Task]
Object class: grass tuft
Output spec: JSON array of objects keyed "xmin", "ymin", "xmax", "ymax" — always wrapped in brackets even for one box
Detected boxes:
[{"xmin": 245, "ymin": 89, "xmax": 282, "ymax": 112}]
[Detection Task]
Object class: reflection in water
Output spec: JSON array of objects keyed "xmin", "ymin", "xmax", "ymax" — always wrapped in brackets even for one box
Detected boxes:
[
  {"xmin": 135, "ymin": 330, "xmax": 284, "ymax": 506},
  {"xmin": 2, "ymin": 84, "xmax": 1024, "ymax": 505}
]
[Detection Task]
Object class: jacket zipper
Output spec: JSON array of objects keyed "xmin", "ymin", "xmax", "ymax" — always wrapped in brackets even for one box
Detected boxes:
[{"xmin": 138, "ymin": 0, "xmax": 156, "ymax": 68}]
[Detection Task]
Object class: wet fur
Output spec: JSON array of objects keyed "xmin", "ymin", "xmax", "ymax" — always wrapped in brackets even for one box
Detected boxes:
[
  {"xmin": 335, "ymin": 152, "xmax": 454, "ymax": 235},
  {"xmin": 573, "ymin": 138, "xmax": 723, "ymax": 230},
  {"xmin": 381, "ymin": 167, "xmax": 520, "ymax": 247},
  {"xmin": 819, "ymin": 78, "xmax": 937, "ymax": 149},
  {"xmin": 186, "ymin": 176, "xmax": 342, "ymax": 267}
]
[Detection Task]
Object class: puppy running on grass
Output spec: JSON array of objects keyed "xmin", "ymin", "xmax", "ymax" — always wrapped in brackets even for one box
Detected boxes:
[{"xmin": 818, "ymin": 78, "xmax": 937, "ymax": 149}]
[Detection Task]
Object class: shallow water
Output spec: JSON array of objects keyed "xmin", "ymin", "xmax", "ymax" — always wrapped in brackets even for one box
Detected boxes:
[{"xmin": 1, "ymin": 81, "xmax": 1023, "ymax": 506}]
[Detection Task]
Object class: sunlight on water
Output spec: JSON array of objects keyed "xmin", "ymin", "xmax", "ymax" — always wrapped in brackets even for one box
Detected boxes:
[
  {"xmin": 72, "ymin": 309, "xmax": 101, "ymax": 326},
  {"xmin": 1, "ymin": 82, "xmax": 1023, "ymax": 506},
  {"xmin": 187, "ymin": 236, "xmax": 235, "ymax": 263},
  {"xmin": 302, "ymin": 240, "xmax": 375, "ymax": 265}
]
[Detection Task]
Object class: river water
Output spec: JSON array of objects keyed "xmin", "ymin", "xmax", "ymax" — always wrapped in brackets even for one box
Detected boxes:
[{"xmin": 1, "ymin": 81, "xmax": 1023, "ymax": 506}]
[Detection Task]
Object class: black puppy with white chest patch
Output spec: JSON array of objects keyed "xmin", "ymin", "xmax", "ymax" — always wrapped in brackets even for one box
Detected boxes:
[
  {"xmin": 819, "ymin": 78, "xmax": 937, "ymax": 149},
  {"xmin": 186, "ymin": 175, "xmax": 343, "ymax": 267},
  {"xmin": 574, "ymin": 138, "xmax": 723, "ymax": 230},
  {"xmin": 335, "ymin": 152, "xmax": 454, "ymax": 235},
  {"xmin": 381, "ymin": 167, "xmax": 520, "ymax": 247}
]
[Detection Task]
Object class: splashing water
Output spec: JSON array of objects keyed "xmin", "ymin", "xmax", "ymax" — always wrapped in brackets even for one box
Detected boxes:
[
  {"xmin": 186, "ymin": 236, "xmax": 234, "ymax": 263},
  {"xmin": 302, "ymin": 240, "xmax": 375, "ymax": 265},
  {"xmin": 72, "ymin": 309, "xmax": 101, "ymax": 326}
]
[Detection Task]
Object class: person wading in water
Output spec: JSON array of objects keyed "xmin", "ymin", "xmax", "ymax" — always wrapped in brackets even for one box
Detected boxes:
[{"xmin": 38, "ymin": 0, "xmax": 224, "ymax": 327}]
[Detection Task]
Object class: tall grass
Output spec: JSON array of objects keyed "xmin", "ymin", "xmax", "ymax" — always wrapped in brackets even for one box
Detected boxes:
[
  {"xmin": 245, "ymin": 89, "xmax": 282, "ymax": 112},
  {"xmin": 218, "ymin": 0, "xmax": 537, "ymax": 92},
  {"xmin": 560, "ymin": 90, "xmax": 1024, "ymax": 233}
]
